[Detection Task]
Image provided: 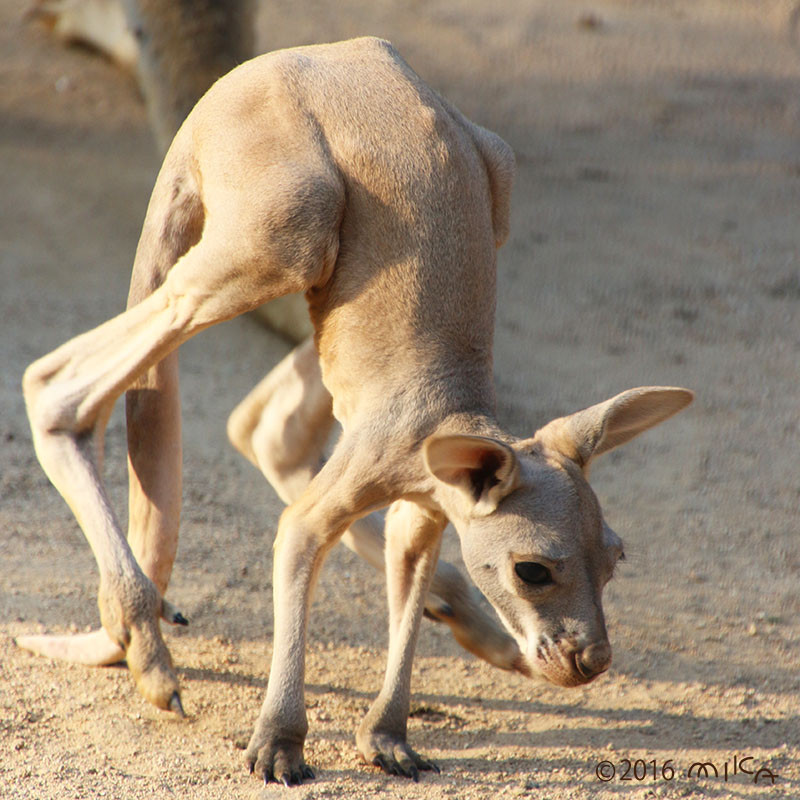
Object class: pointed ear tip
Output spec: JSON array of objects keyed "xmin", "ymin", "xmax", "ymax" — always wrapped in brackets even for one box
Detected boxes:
[
  {"xmin": 632, "ymin": 386, "xmax": 694, "ymax": 406},
  {"xmin": 664, "ymin": 386, "xmax": 695, "ymax": 408}
]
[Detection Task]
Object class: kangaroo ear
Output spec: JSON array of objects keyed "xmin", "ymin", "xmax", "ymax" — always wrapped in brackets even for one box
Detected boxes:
[
  {"xmin": 535, "ymin": 386, "xmax": 694, "ymax": 470},
  {"xmin": 423, "ymin": 434, "xmax": 519, "ymax": 516}
]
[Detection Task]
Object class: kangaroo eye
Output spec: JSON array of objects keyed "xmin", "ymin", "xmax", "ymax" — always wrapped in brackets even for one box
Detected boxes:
[{"xmin": 514, "ymin": 561, "xmax": 553, "ymax": 586}]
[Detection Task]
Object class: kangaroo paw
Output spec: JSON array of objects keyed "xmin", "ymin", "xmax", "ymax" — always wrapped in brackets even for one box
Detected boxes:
[
  {"xmin": 359, "ymin": 731, "xmax": 439, "ymax": 782},
  {"xmin": 95, "ymin": 573, "xmax": 185, "ymax": 713},
  {"xmin": 246, "ymin": 736, "xmax": 313, "ymax": 786},
  {"xmin": 122, "ymin": 620, "xmax": 184, "ymax": 712}
]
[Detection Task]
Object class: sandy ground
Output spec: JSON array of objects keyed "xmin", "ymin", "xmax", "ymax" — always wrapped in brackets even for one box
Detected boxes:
[{"xmin": 1, "ymin": 1, "xmax": 799, "ymax": 798}]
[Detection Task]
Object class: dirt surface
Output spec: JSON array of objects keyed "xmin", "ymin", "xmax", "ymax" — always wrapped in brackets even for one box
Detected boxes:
[{"xmin": 1, "ymin": 1, "xmax": 798, "ymax": 798}]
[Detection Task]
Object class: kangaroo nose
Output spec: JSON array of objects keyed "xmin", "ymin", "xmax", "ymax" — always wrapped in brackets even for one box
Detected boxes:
[{"xmin": 575, "ymin": 641, "xmax": 612, "ymax": 679}]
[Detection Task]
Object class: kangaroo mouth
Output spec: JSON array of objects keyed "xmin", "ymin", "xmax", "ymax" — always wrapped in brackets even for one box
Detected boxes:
[{"xmin": 524, "ymin": 639, "xmax": 606, "ymax": 687}]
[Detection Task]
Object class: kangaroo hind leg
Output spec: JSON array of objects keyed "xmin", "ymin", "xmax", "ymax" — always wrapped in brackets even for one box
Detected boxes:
[
  {"xmin": 17, "ymin": 156, "xmax": 203, "ymax": 671},
  {"xmin": 19, "ymin": 144, "xmax": 344, "ymax": 711}
]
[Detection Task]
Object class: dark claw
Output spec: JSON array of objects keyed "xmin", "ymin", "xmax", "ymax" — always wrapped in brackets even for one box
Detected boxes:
[
  {"xmin": 302, "ymin": 765, "xmax": 315, "ymax": 780},
  {"xmin": 173, "ymin": 612, "xmax": 189, "ymax": 626},
  {"xmin": 281, "ymin": 772, "xmax": 301, "ymax": 788},
  {"xmin": 409, "ymin": 765, "xmax": 420, "ymax": 782},
  {"xmin": 168, "ymin": 691, "xmax": 185, "ymax": 718},
  {"xmin": 376, "ymin": 755, "xmax": 401, "ymax": 776},
  {"xmin": 248, "ymin": 762, "xmax": 254, "ymax": 775},
  {"xmin": 373, "ymin": 754, "xmax": 389, "ymax": 773}
]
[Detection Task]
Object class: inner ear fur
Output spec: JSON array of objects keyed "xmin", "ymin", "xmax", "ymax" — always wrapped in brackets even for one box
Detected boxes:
[
  {"xmin": 535, "ymin": 386, "xmax": 694, "ymax": 469},
  {"xmin": 422, "ymin": 433, "xmax": 519, "ymax": 515}
]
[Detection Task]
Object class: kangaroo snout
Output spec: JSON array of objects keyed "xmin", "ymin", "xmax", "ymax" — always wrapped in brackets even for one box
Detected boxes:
[
  {"xmin": 527, "ymin": 633, "xmax": 612, "ymax": 687},
  {"xmin": 574, "ymin": 640, "xmax": 612, "ymax": 680}
]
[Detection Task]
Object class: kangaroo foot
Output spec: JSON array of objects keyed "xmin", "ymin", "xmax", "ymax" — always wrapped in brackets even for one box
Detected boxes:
[
  {"xmin": 358, "ymin": 729, "xmax": 439, "ymax": 782},
  {"xmin": 98, "ymin": 572, "xmax": 185, "ymax": 712},
  {"xmin": 245, "ymin": 731, "xmax": 313, "ymax": 787}
]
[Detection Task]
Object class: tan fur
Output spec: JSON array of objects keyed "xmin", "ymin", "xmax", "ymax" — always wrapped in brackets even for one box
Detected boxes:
[
  {"xmin": 25, "ymin": 0, "xmax": 522, "ymax": 679},
  {"xmin": 18, "ymin": 38, "xmax": 693, "ymax": 785},
  {"xmin": 225, "ymin": 336, "xmax": 524, "ymax": 674}
]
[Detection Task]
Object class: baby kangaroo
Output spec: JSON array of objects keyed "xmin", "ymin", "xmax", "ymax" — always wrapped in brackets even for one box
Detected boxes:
[{"xmin": 19, "ymin": 38, "xmax": 692, "ymax": 786}]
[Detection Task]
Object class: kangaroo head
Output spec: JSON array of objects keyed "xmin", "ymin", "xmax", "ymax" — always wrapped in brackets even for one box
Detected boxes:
[{"xmin": 423, "ymin": 387, "xmax": 693, "ymax": 687}]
